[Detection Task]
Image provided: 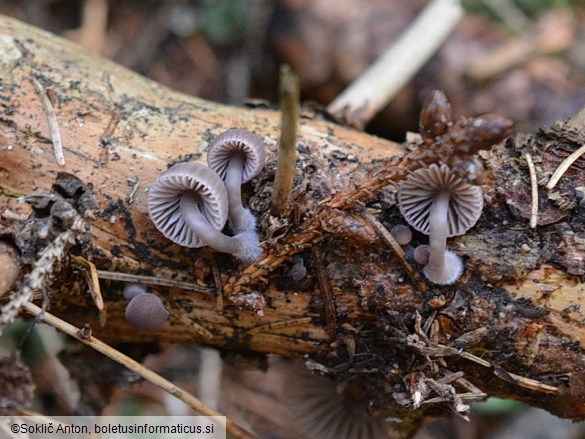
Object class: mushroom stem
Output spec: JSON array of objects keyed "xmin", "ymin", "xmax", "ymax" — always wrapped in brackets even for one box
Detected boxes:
[
  {"xmin": 224, "ymin": 153, "xmax": 256, "ymax": 232},
  {"xmin": 180, "ymin": 191, "xmax": 261, "ymax": 262},
  {"xmin": 424, "ymin": 190, "xmax": 463, "ymax": 285},
  {"xmin": 427, "ymin": 190, "xmax": 449, "ymax": 275}
]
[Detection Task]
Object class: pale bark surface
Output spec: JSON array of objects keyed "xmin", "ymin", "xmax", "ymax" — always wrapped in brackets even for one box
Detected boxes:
[{"xmin": 1, "ymin": 15, "xmax": 585, "ymax": 426}]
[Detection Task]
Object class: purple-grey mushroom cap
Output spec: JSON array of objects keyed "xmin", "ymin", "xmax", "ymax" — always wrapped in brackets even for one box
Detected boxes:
[
  {"xmin": 398, "ymin": 164, "xmax": 483, "ymax": 285},
  {"xmin": 207, "ymin": 128, "xmax": 266, "ymax": 183},
  {"xmin": 398, "ymin": 164, "xmax": 483, "ymax": 237},
  {"xmin": 390, "ymin": 224, "xmax": 413, "ymax": 246},
  {"xmin": 123, "ymin": 283, "xmax": 147, "ymax": 300},
  {"xmin": 148, "ymin": 162, "xmax": 229, "ymax": 248},
  {"xmin": 125, "ymin": 293, "xmax": 169, "ymax": 332}
]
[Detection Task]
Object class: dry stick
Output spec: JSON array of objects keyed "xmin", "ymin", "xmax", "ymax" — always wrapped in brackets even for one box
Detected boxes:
[
  {"xmin": 327, "ymin": 0, "xmax": 464, "ymax": 129},
  {"xmin": 525, "ymin": 153, "xmax": 539, "ymax": 229},
  {"xmin": 31, "ymin": 78, "xmax": 65, "ymax": 166},
  {"xmin": 71, "ymin": 255, "xmax": 104, "ymax": 311},
  {"xmin": 96, "ymin": 270, "xmax": 214, "ymax": 294},
  {"xmin": 77, "ymin": 0, "xmax": 108, "ymax": 51},
  {"xmin": 22, "ymin": 301, "xmax": 256, "ymax": 439},
  {"xmin": 452, "ymin": 346, "xmax": 559, "ymax": 394},
  {"xmin": 546, "ymin": 144, "xmax": 585, "ymax": 190},
  {"xmin": 312, "ymin": 247, "xmax": 336, "ymax": 338},
  {"xmin": 362, "ymin": 210, "xmax": 427, "ymax": 293},
  {"xmin": 271, "ymin": 65, "xmax": 299, "ymax": 216},
  {"xmin": 413, "ymin": 313, "xmax": 560, "ymax": 395},
  {"xmin": 210, "ymin": 256, "xmax": 224, "ymax": 313}
]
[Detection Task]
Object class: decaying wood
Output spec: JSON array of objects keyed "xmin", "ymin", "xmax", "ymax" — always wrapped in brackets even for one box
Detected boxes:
[{"xmin": 1, "ymin": 15, "xmax": 585, "ymax": 426}]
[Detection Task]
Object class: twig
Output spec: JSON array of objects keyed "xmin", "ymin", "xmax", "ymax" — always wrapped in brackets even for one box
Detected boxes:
[
  {"xmin": 313, "ymin": 247, "xmax": 336, "ymax": 338},
  {"xmin": 31, "ymin": 78, "xmax": 65, "ymax": 166},
  {"xmin": 327, "ymin": 0, "xmax": 464, "ymax": 129},
  {"xmin": 96, "ymin": 270, "xmax": 214, "ymax": 294},
  {"xmin": 71, "ymin": 255, "xmax": 104, "ymax": 311},
  {"xmin": 271, "ymin": 65, "xmax": 299, "ymax": 215},
  {"xmin": 546, "ymin": 144, "xmax": 585, "ymax": 190},
  {"xmin": 503, "ymin": 371, "xmax": 560, "ymax": 394},
  {"xmin": 525, "ymin": 153, "xmax": 539, "ymax": 228},
  {"xmin": 209, "ymin": 252, "xmax": 224, "ymax": 313},
  {"xmin": 22, "ymin": 301, "xmax": 256, "ymax": 439},
  {"xmin": 77, "ymin": 0, "xmax": 108, "ymax": 52},
  {"xmin": 126, "ymin": 177, "xmax": 140, "ymax": 205},
  {"xmin": 362, "ymin": 210, "xmax": 427, "ymax": 292},
  {"xmin": 456, "ymin": 346, "xmax": 559, "ymax": 394}
]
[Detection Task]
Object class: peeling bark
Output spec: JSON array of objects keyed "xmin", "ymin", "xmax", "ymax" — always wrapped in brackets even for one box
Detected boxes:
[{"xmin": 1, "ymin": 15, "xmax": 585, "ymax": 425}]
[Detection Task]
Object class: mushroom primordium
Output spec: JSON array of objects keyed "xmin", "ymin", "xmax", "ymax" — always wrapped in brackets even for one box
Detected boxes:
[
  {"xmin": 398, "ymin": 164, "xmax": 483, "ymax": 285},
  {"xmin": 413, "ymin": 244, "xmax": 430, "ymax": 266},
  {"xmin": 390, "ymin": 224, "xmax": 413, "ymax": 246},
  {"xmin": 206, "ymin": 128, "xmax": 265, "ymax": 233},
  {"xmin": 148, "ymin": 162, "xmax": 262, "ymax": 262},
  {"xmin": 283, "ymin": 361, "xmax": 390, "ymax": 439},
  {"xmin": 123, "ymin": 283, "xmax": 169, "ymax": 332}
]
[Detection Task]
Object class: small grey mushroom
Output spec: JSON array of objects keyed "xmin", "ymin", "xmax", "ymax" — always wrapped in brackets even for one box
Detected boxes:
[
  {"xmin": 289, "ymin": 255, "xmax": 307, "ymax": 281},
  {"xmin": 148, "ymin": 162, "xmax": 261, "ymax": 262},
  {"xmin": 207, "ymin": 128, "xmax": 265, "ymax": 232},
  {"xmin": 390, "ymin": 224, "xmax": 412, "ymax": 246},
  {"xmin": 123, "ymin": 284, "xmax": 169, "ymax": 332},
  {"xmin": 398, "ymin": 164, "xmax": 483, "ymax": 285},
  {"xmin": 413, "ymin": 244, "xmax": 430, "ymax": 266},
  {"xmin": 123, "ymin": 283, "xmax": 147, "ymax": 300}
]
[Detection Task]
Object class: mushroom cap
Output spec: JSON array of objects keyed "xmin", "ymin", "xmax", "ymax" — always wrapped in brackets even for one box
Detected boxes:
[
  {"xmin": 398, "ymin": 164, "xmax": 483, "ymax": 237},
  {"xmin": 283, "ymin": 361, "xmax": 390, "ymax": 439},
  {"xmin": 207, "ymin": 128, "xmax": 265, "ymax": 183},
  {"xmin": 123, "ymin": 283, "xmax": 147, "ymax": 300},
  {"xmin": 125, "ymin": 292, "xmax": 169, "ymax": 332},
  {"xmin": 413, "ymin": 244, "xmax": 430, "ymax": 265},
  {"xmin": 390, "ymin": 224, "xmax": 412, "ymax": 246},
  {"xmin": 148, "ymin": 162, "xmax": 229, "ymax": 248}
]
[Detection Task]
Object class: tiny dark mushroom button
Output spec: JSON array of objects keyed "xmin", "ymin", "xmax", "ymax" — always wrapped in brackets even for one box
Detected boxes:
[
  {"xmin": 398, "ymin": 164, "xmax": 483, "ymax": 285},
  {"xmin": 413, "ymin": 244, "xmax": 430, "ymax": 266},
  {"xmin": 148, "ymin": 162, "xmax": 261, "ymax": 262},
  {"xmin": 124, "ymin": 285, "xmax": 169, "ymax": 332},
  {"xmin": 207, "ymin": 128, "xmax": 265, "ymax": 232},
  {"xmin": 390, "ymin": 224, "xmax": 413, "ymax": 246},
  {"xmin": 123, "ymin": 283, "xmax": 147, "ymax": 300}
]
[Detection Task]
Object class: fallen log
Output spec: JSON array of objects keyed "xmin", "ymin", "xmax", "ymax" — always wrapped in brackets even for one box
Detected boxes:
[{"xmin": 1, "ymin": 15, "xmax": 585, "ymax": 428}]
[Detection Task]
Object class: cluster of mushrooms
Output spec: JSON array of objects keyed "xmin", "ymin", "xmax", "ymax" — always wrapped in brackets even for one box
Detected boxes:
[
  {"xmin": 397, "ymin": 163, "xmax": 484, "ymax": 285},
  {"xmin": 122, "ymin": 128, "xmax": 266, "ymax": 332},
  {"xmin": 148, "ymin": 128, "xmax": 266, "ymax": 263}
]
